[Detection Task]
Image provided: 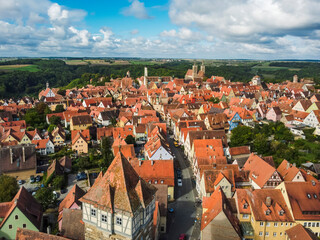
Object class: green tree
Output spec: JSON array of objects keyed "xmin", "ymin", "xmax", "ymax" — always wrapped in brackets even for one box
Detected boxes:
[
  {"xmin": 230, "ymin": 126, "xmax": 253, "ymax": 147},
  {"xmin": 0, "ymin": 175, "xmax": 19, "ymax": 202},
  {"xmin": 101, "ymin": 137, "xmax": 114, "ymax": 169},
  {"xmin": 52, "ymin": 175, "xmax": 65, "ymax": 190},
  {"xmin": 208, "ymin": 97, "xmax": 220, "ymax": 103},
  {"xmin": 49, "ymin": 115, "xmax": 61, "ymax": 126},
  {"xmin": 125, "ymin": 135, "xmax": 135, "ymax": 145},
  {"xmin": 54, "ymin": 104, "xmax": 65, "ymax": 113},
  {"xmin": 253, "ymin": 133, "xmax": 269, "ymax": 155},
  {"xmin": 48, "ymin": 124, "xmax": 55, "ymax": 133},
  {"xmin": 34, "ymin": 188, "xmax": 56, "ymax": 210}
]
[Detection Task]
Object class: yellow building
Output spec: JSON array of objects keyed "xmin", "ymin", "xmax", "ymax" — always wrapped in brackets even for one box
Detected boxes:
[
  {"xmin": 234, "ymin": 188, "xmax": 295, "ymax": 240},
  {"xmin": 276, "ymin": 181, "xmax": 320, "ymax": 237},
  {"xmin": 70, "ymin": 115, "xmax": 92, "ymax": 131}
]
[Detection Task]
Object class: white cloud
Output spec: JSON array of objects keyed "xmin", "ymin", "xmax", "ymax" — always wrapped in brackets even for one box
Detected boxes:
[
  {"xmin": 121, "ymin": 0, "xmax": 152, "ymax": 19},
  {"xmin": 169, "ymin": 0, "xmax": 320, "ymax": 39},
  {"xmin": 161, "ymin": 28, "xmax": 202, "ymax": 41}
]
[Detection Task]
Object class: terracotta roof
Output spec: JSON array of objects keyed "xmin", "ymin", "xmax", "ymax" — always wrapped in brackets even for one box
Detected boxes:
[
  {"xmin": 201, "ymin": 187, "xmax": 241, "ymax": 237},
  {"xmin": 131, "ymin": 160, "xmax": 174, "ymax": 187},
  {"xmin": 96, "ymin": 127, "xmax": 113, "ymax": 140},
  {"xmin": 243, "ymin": 153, "xmax": 278, "ymax": 188},
  {"xmin": 61, "ymin": 209, "xmax": 84, "ymax": 240},
  {"xmin": 283, "ymin": 181, "xmax": 320, "ymax": 220},
  {"xmin": 31, "ymin": 138, "xmax": 50, "ymax": 149},
  {"xmin": 58, "ymin": 184, "xmax": 85, "ymax": 213},
  {"xmin": 113, "ymin": 144, "xmax": 136, "ymax": 159},
  {"xmin": 15, "ymin": 228, "xmax": 69, "ymax": 240},
  {"xmin": 246, "ymin": 188, "xmax": 294, "ymax": 222},
  {"xmin": 277, "ymin": 160, "xmax": 302, "ymax": 181},
  {"xmin": 71, "ymin": 132, "xmax": 87, "ymax": 145},
  {"xmin": 47, "ymin": 159, "xmax": 64, "ymax": 179},
  {"xmin": 71, "ymin": 129, "xmax": 90, "ymax": 143},
  {"xmin": 285, "ymin": 224, "xmax": 319, "ymax": 240},
  {"xmin": 80, "ymin": 153, "xmax": 157, "ymax": 215},
  {"xmin": 229, "ymin": 146, "xmax": 250, "ymax": 156}
]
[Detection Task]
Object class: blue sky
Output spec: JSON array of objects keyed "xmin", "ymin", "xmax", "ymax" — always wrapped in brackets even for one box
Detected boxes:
[{"xmin": 0, "ymin": 0, "xmax": 320, "ymax": 59}]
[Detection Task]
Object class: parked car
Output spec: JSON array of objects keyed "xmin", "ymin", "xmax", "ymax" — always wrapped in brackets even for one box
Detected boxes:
[
  {"xmin": 179, "ymin": 234, "xmax": 187, "ymax": 240},
  {"xmin": 35, "ymin": 175, "xmax": 41, "ymax": 182},
  {"xmin": 53, "ymin": 191, "xmax": 59, "ymax": 199},
  {"xmin": 30, "ymin": 175, "xmax": 35, "ymax": 183},
  {"xmin": 60, "ymin": 188, "xmax": 68, "ymax": 194},
  {"xmin": 177, "ymin": 179, "xmax": 182, "ymax": 187},
  {"xmin": 18, "ymin": 180, "xmax": 24, "ymax": 185},
  {"xmin": 77, "ymin": 172, "xmax": 87, "ymax": 181}
]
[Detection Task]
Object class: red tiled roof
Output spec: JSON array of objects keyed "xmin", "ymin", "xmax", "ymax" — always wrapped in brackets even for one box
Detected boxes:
[{"xmin": 131, "ymin": 160, "xmax": 174, "ymax": 187}]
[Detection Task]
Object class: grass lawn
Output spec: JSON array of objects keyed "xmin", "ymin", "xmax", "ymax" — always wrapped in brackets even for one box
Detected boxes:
[
  {"xmin": 0, "ymin": 64, "xmax": 39, "ymax": 72},
  {"xmin": 251, "ymin": 62, "xmax": 301, "ymax": 71}
]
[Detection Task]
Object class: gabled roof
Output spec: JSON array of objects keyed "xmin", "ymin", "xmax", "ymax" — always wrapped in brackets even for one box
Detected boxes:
[
  {"xmin": 0, "ymin": 187, "xmax": 42, "ymax": 230},
  {"xmin": 283, "ymin": 181, "xmax": 320, "ymax": 220},
  {"xmin": 58, "ymin": 184, "xmax": 85, "ymax": 215},
  {"xmin": 80, "ymin": 153, "xmax": 157, "ymax": 215},
  {"xmin": 246, "ymin": 188, "xmax": 294, "ymax": 222},
  {"xmin": 131, "ymin": 160, "xmax": 174, "ymax": 187},
  {"xmin": 15, "ymin": 228, "xmax": 68, "ymax": 240},
  {"xmin": 32, "ymin": 138, "xmax": 50, "ymax": 149},
  {"xmin": 243, "ymin": 153, "xmax": 278, "ymax": 188},
  {"xmin": 277, "ymin": 160, "xmax": 302, "ymax": 181},
  {"xmin": 286, "ymin": 224, "xmax": 319, "ymax": 240},
  {"xmin": 201, "ymin": 187, "xmax": 241, "ymax": 237}
]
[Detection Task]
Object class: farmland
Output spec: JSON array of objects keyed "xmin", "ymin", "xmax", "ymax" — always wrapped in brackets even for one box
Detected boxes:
[{"xmin": 0, "ymin": 64, "xmax": 39, "ymax": 72}]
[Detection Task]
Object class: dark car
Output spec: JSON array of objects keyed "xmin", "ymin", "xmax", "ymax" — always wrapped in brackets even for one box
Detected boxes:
[
  {"xmin": 77, "ymin": 172, "xmax": 87, "ymax": 181},
  {"xmin": 30, "ymin": 175, "xmax": 35, "ymax": 183},
  {"xmin": 60, "ymin": 188, "xmax": 68, "ymax": 194},
  {"xmin": 35, "ymin": 175, "xmax": 41, "ymax": 182}
]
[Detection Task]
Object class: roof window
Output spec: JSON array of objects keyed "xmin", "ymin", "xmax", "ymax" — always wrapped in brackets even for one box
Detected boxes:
[{"xmin": 307, "ymin": 193, "xmax": 312, "ymax": 199}]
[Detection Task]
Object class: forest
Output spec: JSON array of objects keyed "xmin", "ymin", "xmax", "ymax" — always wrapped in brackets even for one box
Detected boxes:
[{"xmin": 0, "ymin": 58, "xmax": 319, "ymax": 98}]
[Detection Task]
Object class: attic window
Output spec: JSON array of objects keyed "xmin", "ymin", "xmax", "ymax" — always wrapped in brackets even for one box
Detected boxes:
[
  {"xmin": 279, "ymin": 210, "xmax": 284, "ymax": 216},
  {"xmin": 307, "ymin": 194, "xmax": 312, "ymax": 199},
  {"xmin": 314, "ymin": 194, "xmax": 318, "ymax": 199},
  {"xmin": 243, "ymin": 203, "xmax": 248, "ymax": 209},
  {"xmin": 266, "ymin": 209, "xmax": 271, "ymax": 215}
]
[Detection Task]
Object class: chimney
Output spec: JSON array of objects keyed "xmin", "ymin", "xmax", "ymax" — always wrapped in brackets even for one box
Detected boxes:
[
  {"xmin": 22, "ymin": 146, "xmax": 25, "ymax": 162},
  {"xmin": 312, "ymin": 180, "xmax": 316, "ymax": 186},
  {"xmin": 292, "ymin": 163, "xmax": 296, "ymax": 167},
  {"xmin": 266, "ymin": 196, "xmax": 272, "ymax": 207},
  {"xmin": 151, "ymin": 160, "xmax": 154, "ymax": 166},
  {"xmin": 139, "ymin": 159, "xmax": 142, "ymax": 166}
]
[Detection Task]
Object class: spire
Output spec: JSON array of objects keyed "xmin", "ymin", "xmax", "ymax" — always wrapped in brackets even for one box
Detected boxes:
[
  {"xmin": 46, "ymin": 82, "xmax": 49, "ymax": 89},
  {"xmin": 144, "ymin": 67, "xmax": 148, "ymax": 87}
]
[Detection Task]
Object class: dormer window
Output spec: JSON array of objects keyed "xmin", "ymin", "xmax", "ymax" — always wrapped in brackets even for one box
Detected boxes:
[
  {"xmin": 266, "ymin": 209, "xmax": 271, "ymax": 215},
  {"xmin": 279, "ymin": 210, "xmax": 284, "ymax": 216},
  {"xmin": 307, "ymin": 193, "xmax": 312, "ymax": 199},
  {"xmin": 243, "ymin": 203, "xmax": 248, "ymax": 209},
  {"xmin": 314, "ymin": 194, "xmax": 318, "ymax": 199}
]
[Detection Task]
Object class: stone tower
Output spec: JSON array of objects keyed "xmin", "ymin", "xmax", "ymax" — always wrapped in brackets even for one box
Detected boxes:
[
  {"xmin": 144, "ymin": 67, "xmax": 148, "ymax": 86},
  {"xmin": 293, "ymin": 75, "xmax": 298, "ymax": 83},
  {"xmin": 192, "ymin": 63, "xmax": 198, "ymax": 79},
  {"xmin": 200, "ymin": 61, "xmax": 205, "ymax": 74}
]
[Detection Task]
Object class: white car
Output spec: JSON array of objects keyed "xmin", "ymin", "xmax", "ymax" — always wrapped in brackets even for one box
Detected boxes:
[{"xmin": 177, "ymin": 179, "xmax": 182, "ymax": 187}]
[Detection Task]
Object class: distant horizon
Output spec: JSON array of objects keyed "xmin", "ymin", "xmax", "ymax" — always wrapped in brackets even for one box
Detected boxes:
[{"xmin": 1, "ymin": 57, "xmax": 320, "ymax": 62}]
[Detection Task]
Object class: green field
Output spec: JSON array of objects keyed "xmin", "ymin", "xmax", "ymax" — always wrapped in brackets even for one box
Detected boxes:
[
  {"xmin": 0, "ymin": 64, "xmax": 39, "ymax": 72},
  {"xmin": 130, "ymin": 60, "xmax": 164, "ymax": 65},
  {"xmin": 252, "ymin": 62, "xmax": 301, "ymax": 71}
]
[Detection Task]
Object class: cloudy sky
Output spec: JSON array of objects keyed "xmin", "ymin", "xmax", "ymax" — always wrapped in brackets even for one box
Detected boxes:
[{"xmin": 0, "ymin": 0, "xmax": 320, "ymax": 59}]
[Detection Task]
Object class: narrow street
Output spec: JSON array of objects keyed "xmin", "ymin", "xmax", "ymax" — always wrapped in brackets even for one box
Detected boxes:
[{"xmin": 162, "ymin": 135, "xmax": 202, "ymax": 240}]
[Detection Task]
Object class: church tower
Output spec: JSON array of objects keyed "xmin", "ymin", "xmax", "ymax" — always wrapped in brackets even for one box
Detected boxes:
[
  {"xmin": 200, "ymin": 61, "xmax": 205, "ymax": 74},
  {"xmin": 192, "ymin": 63, "xmax": 198, "ymax": 79},
  {"xmin": 144, "ymin": 67, "xmax": 148, "ymax": 86}
]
